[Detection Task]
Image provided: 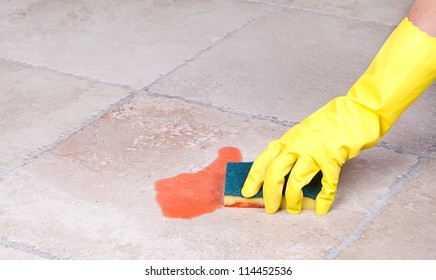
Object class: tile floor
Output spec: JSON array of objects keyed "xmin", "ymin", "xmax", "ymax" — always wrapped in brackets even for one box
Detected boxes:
[{"xmin": 0, "ymin": 0, "xmax": 434, "ymax": 260}]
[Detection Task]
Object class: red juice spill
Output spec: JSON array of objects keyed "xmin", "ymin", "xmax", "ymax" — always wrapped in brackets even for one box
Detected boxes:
[{"xmin": 154, "ymin": 147, "xmax": 242, "ymax": 219}]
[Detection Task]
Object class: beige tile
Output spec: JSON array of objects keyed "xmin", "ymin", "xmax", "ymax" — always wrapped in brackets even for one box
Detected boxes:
[
  {"xmin": 150, "ymin": 8, "xmax": 435, "ymax": 154},
  {"xmin": 335, "ymin": 147, "xmax": 419, "ymax": 213},
  {"xmin": 245, "ymin": 0, "xmax": 285, "ymax": 4},
  {"xmin": 0, "ymin": 245, "xmax": 44, "ymax": 260},
  {"xmin": 0, "ymin": 60, "xmax": 129, "ymax": 173},
  {"xmin": 338, "ymin": 159, "xmax": 436, "ymax": 259},
  {"xmin": 283, "ymin": 0, "xmax": 413, "ymax": 25},
  {"xmin": 0, "ymin": 93, "xmax": 418, "ymax": 259},
  {"xmin": 0, "ymin": 0, "xmax": 270, "ymax": 88},
  {"xmin": 150, "ymin": 8, "xmax": 392, "ymax": 122}
]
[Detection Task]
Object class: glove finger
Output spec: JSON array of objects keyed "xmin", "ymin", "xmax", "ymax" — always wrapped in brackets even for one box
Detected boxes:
[
  {"xmin": 316, "ymin": 163, "xmax": 341, "ymax": 215},
  {"xmin": 284, "ymin": 157, "xmax": 320, "ymax": 214},
  {"xmin": 263, "ymin": 150, "xmax": 298, "ymax": 214},
  {"xmin": 242, "ymin": 140, "xmax": 286, "ymax": 198}
]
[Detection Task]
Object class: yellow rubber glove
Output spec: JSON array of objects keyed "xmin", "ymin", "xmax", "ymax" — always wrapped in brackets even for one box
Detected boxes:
[{"xmin": 242, "ymin": 17, "xmax": 436, "ymax": 215}]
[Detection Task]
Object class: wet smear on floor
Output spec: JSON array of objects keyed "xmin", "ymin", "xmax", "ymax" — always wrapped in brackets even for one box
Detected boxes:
[{"xmin": 154, "ymin": 147, "xmax": 242, "ymax": 219}]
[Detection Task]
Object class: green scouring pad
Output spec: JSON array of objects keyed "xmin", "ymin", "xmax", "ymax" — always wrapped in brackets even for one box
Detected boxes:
[{"xmin": 224, "ymin": 162, "xmax": 322, "ymax": 209}]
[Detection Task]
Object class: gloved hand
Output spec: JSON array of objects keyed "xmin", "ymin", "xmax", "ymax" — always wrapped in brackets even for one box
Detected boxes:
[{"xmin": 242, "ymin": 17, "xmax": 436, "ymax": 215}]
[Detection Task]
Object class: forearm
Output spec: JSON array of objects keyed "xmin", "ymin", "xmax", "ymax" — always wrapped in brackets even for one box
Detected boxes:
[{"xmin": 407, "ymin": 0, "xmax": 436, "ymax": 36}]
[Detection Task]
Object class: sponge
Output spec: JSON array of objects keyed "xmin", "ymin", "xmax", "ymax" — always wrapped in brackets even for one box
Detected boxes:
[{"xmin": 224, "ymin": 162, "xmax": 322, "ymax": 210}]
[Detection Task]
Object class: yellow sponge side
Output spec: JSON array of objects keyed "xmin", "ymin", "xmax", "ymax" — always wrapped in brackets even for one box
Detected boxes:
[{"xmin": 224, "ymin": 195, "xmax": 315, "ymax": 210}]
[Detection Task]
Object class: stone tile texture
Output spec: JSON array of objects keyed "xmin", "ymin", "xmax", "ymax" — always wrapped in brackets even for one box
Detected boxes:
[
  {"xmin": 282, "ymin": 0, "xmax": 413, "ymax": 25},
  {"xmin": 151, "ymin": 8, "xmax": 393, "ymax": 122},
  {"xmin": 0, "ymin": 60, "xmax": 129, "ymax": 174},
  {"xmin": 0, "ymin": 0, "xmax": 434, "ymax": 260},
  {"xmin": 150, "ymin": 7, "xmax": 436, "ymax": 154},
  {"xmin": 0, "ymin": 95, "xmax": 420, "ymax": 259},
  {"xmin": 0, "ymin": 245, "xmax": 44, "ymax": 260},
  {"xmin": 0, "ymin": 0, "xmax": 271, "ymax": 88},
  {"xmin": 338, "ymin": 159, "xmax": 436, "ymax": 260}
]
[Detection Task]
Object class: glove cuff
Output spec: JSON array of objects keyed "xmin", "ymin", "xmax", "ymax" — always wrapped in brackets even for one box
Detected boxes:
[{"xmin": 346, "ymin": 17, "xmax": 436, "ymax": 135}]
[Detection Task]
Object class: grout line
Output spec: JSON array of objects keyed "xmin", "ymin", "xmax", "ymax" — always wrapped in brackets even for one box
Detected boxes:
[
  {"xmin": 145, "ymin": 90, "xmax": 299, "ymax": 127},
  {"xmin": 239, "ymin": 0, "xmax": 400, "ymax": 27},
  {"xmin": 0, "ymin": 3, "xmax": 281, "ymax": 181},
  {"xmin": 239, "ymin": 0, "xmax": 288, "ymax": 7},
  {"xmin": 146, "ymin": 90, "xmax": 436, "ymax": 159},
  {"xmin": 1, "ymin": 1, "xmax": 282, "ymax": 96},
  {"xmin": 0, "ymin": 0, "xmax": 421, "ymax": 261},
  {"xmin": 0, "ymin": 4, "xmax": 280, "ymax": 181},
  {"xmin": 1, "ymin": 2, "xmax": 429, "ymax": 172},
  {"xmin": 0, "ymin": 56, "xmax": 138, "ymax": 92},
  {"xmin": 0, "ymin": 91, "xmax": 138, "ymax": 182},
  {"xmin": 377, "ymin": 141, "xmax": 436, "ymax": 159},
  {"xmin": 325, "ymin": 156, "xmax": 428, "ymax": 260},
  {"xmin": 0, "ymin": 237, "xmax": 69, "ymax": 260},
  {"xmin": 143, "ymin": 4, "xmax": 280, "ymax": 91},
  {"xmin": 282, "ymin": 6, "xmax": 398, "ymax": 27}
]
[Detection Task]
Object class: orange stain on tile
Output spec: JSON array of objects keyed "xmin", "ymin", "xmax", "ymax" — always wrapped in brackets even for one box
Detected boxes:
[
  {"xmin": 226, "ymin": 201, "xmax": 264, "ymax": 208},
  {"xmin": 154, "ymin": 147, "xmax": 242, "ymax": 219}
]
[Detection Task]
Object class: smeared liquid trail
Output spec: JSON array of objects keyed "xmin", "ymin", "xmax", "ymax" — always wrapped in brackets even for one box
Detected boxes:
[{"xmin": 154, "ymin": 147, "xmax": 242, "ymax": 219}]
